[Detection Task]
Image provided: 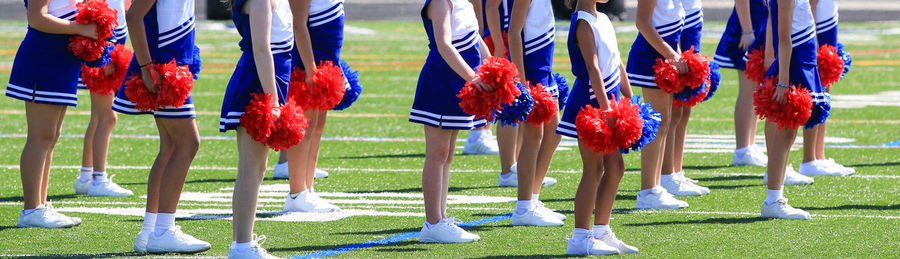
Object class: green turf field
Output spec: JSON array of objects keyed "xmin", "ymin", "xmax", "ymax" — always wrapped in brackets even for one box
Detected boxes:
[{"xmin": 0, "ymin": 20, "xmax": 898, "ymax": 258}]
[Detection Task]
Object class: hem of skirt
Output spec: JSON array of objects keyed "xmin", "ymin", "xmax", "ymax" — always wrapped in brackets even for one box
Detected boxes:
[
  {"xmin": 408, "ymin": 118, "xmax": 485, "ymax": 131},
  {"xmin": 6, "ymin": 94, "xmax": 77, "ymax": 107}
]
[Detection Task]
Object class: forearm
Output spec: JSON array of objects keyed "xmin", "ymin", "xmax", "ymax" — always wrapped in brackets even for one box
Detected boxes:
[
  {"xmin": 618, "ymin": 62, "xmax": 633, "ymax": 98},
  {"xmin": 508, "ymin": 32, "xmax": 526, "ymax": 84},
  {"xmin": 27, "ymin": 14, "xmax": 86, "ymax": 35},
  {"xmin": 436, "ymin": 42, "xmax": 477, "ymax": 82},
  {"xmin": 294, "ymin": 26, "xmax": 318, "ymax": 73},
  {"xmin": 735, "ymin": 0, "xmax": 753, "ymax": 32},
  {"xmin": 249, "ymin": 0, "xmax": 278, "ymax": 99},
  {"xmin": 776, "ymin": 0, "xmax": 793, "ymax": 84},
  {"xmin": 126, "ymin": 17, "xmax": 153, "ymax": 66}
]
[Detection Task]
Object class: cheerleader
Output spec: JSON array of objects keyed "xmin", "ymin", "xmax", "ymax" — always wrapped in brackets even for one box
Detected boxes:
[
  {"xmin": 759, "ymin": 0, "xmax": 826, "ymax": 219},
  {"xmin": 796, "ymin": 0, "xmax": 854, "ymax": 176},
  {"xmin": 659, "ymin": 0, "xmax": 710, "ymax": 197},
  {"xmin": 713, "ymin": 0, "xmax": 770, "ymax": 166},
  {"xmin": 506, "ymin": 0, "xmax": 565, "ymax": 226},
  {"xmin": 220, "ymin": 0, "xmax": 293, "ymax": 257},
  {"xmin": 459, "ymin": 1, "xmax": 500, "ymax": 157},
  {"xmin": 76, "ymin": 0, "xmax": 133, "ymax": 198},
  {"xmin": 410, "ymin": 0, "xmax": 492, "ymax": 243},
  {"xmin": 560, "ymin": 0, "xmax": 638, "ymax": 254},
  {"xmin": 626, "ymin": 0, "xmax": 690, "ymax": 210},
  {"xmin": 8, "ymin": 0, "xmax": 97, "ymax": 228},
  {"xmin": 114, "ymin": 0, "xmax": 210, "ymax": 253},
  {"xmin": 280, "ymin": 0, "xmax": 344, "ymax": 213}
]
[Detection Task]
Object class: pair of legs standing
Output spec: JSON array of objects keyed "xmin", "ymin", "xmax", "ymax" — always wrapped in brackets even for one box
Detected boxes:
[
  {"xmin": 78, "ymin": 93, "xmax": 132, "ymax": 197},
  {"xmin": 510, "ymin": 116, "xmax": 565, "ymax": 226},
  {"xmin": 418, "ymin": 125, "xmax": 479, "ymax": 243},
  {"xmin": 659, "ymin": 105, "xmax": 710, "ymax": 196},
  {"xmin": 635, "ymin": 88, "xmax": 689, "ymax": 210},
  {"xmin": 283, "ymin": 109, "xmax": 339, "ymax": 212}
]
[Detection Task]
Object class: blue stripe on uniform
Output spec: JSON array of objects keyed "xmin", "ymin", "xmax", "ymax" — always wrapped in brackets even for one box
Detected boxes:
[
  {"xmin": 524, "ymin": 27, "xmax": 555, "ymax": 55},
  {"xmin": 309, "ymin": 2, "xmax": 343, "ymax": 27},
  {"xmin": 656, "ymin": 19, "xmax": 684, "ymax": 38},
  {"xmin": 6, "ymin": 83, "xmax": 78, "ymax": 106}
]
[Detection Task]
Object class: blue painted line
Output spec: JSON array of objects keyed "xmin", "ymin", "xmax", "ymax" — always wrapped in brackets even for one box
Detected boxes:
[{"xmin": 289, "ymin": 213, "xmax": 513, "ymax": 259}]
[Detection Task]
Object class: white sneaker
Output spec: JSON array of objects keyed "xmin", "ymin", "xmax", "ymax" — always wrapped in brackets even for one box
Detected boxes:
[
  {"xmin": 419, "ymin": 218, "xmax": 480, "ymax": 243},
  {"xmin": 314, "ymin": 168, "xmax": 329, "ymax": 179},
  {"xmin": 761, "ymin": 198, "xmax": 811, "ymax": 219},
  {"xmin": 541, "ymin": 176, "xmax": 557, "ymax": 187},
  {"xmin": 566, "ymin": 236, "xmax": 619, "ymax": 255},
  {"xmin": 147, "ymin": 226, "xmax": 212, "ymax": 254},
  {"xmin": 75, "ymin": 179, "xmax": 91, "ymax": 195},
  {"xmin": 272, "ymin": 162, "xmax": 288, "ymax": 179},
  {"xmin": 595, "ymin": 231, "xmax": 639, "ymax": 254},
  {"xmin": 634, "ymin": 187, "xmax": 688, "ymax": 210},
  {"xmin": 46, "ymin": 202, "xmax": 82, "ymax": 225},
  {"xmin": 764, "ymin": 165, "xmax": 814, "ymax": 185},
  {"xmin": 660, "ymin": 176, "xmax": 704, "ymax": 196},
  {"xmin": 87, "ymin": 175, "xmax": 133, "ymax": 197},
  {"xmin": 822, "ymin": 159, "xmax": 855, "ymax": 176},
  {"xmin": 284, "ymin": 192, "xmax": 339, "ymax": 213},
  {"xmin": 16, "ymin": 204, "xmax": 79, "ymax": 228},
  {"xmin": 134, "ymin": 231, "xmax": 151, "ymax": 253},
  {"xmin": 228, "ymin": 235, "xmax": 280, "ymax": 259},
  {"xmin": 462, "ymin": 135, "xmax": 500, "ymax": 155},
  {"xmin": 675, "ymin": 172, "xmax": 709, "ymax": 195},
  {"xmin": 732, "ymin": 145, "xmax": 768, "ymax": 166},
  {"xmin": 498, "ymin": 171, "xmax": 518, "ymax": 187},
  {"xmin": 510, "ymin": 209, "xmax": 564, "ymax": 227},
  {"xmin": 799, "ymin": 160, "xmax": 844, "ymax": 176},
  {"xmin": 534, "ymin": 201, "xmax": 566, "ymax": 221}
]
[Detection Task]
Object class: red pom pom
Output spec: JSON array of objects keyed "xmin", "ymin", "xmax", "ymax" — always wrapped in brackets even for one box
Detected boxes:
[
  {"xmin": 69, "ymin": 0, "xmax": 118, "ymax": 61},
  {"xmin": 744, "ymin": 49, "xmax": 767, "ymax": 84},
  {"xmin": 289, "ymin": 61, "xmax": 347, "ymax": 111},
  {"xmin": 267, "ymin": 101, "xmax": 309, "ymax": 151},
  {"xmin": 68, "ymin": 36, "xmax": 106, "ymax": 61},
  {"xmin": 653, "ymin": 59, "xmax": 681, "ymax": 93},
  {"xmin": 817, "ymin": 44, "xmax": 845, "ymax": 88},
  {"xmin": 81, "ymin": 44, "xmax": 132, "ymax": 95},
  {"xmin": 457, "ymin": 57, "xmax": 522, "ymax": 120},
  {"xmin": 484, "ymin": 33, "xmax": 509, "ymax": 57},
  {"xmin": 575, "ymin": 98, "xmax": 644, "ymax": 155},
  {"xmin": 123, "ymin": 76, "xmax": 157, "ymax": 111},
  {"xmin": 524, "ymin": 83, "xmax": 558, "ymax": 126},
  {"xmin": 240, "ymin": 93, "xmax": 279, "ymax": 145},
  {"xmin": 753, "ymin": 78, "xmax": 813, "ymax": 130},
  {"xmin": 155, "ymin": 60, "xmax": 194, "ymax": 108},
  {"xmin": 679, "ymin": 47, "xmax": 710, "ymax": 89}
]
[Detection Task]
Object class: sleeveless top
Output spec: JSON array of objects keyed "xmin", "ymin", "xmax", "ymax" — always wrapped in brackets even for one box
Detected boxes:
[
  {"xmin": 814, "ymin": 0, "xmax": 838, "ymax": 32},
  {"xmin": 142, "ymin": 0, "xmax": 201, "ymax": 74},
  {"xmin": 521, "ymin": 0, "xmax": 555, "ymax": 72},
  {"xmin": 423, "ymin": 0, "xmax": 480, "ymax": 53},
  {"xmin": 568, "ymin": 11, "xmax": 622, "ymax": 92}
]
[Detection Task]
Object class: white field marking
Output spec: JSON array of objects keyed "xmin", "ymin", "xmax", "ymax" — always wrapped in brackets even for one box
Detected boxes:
[
  {"xmin": 53, "ymin": 207, "xmax": 423, "ymax": 222},
  {"xmin": 345, "ymin": 25, "xmax": 376, "ymax": 35},
  {"xmin": 557, "ymin": 135, "xmax": 857, "ymax": 153},
  {"xmin": 620, "ymin": 209, "xmax": 900, "ymax": 220},
  {"xmin": 0, "ymin": 255, "xmax": 223, "ymax": 259},
  {"xmin": 2, "ymin": 165, "xmax": 898, "ymax": 178},
  {"xmin": 0, "ymin": 201, "xmax": 507, "ymax": 212},
  {"xmin": 830, "ymin": 91, "xmax": 900, "ymax": 108}
]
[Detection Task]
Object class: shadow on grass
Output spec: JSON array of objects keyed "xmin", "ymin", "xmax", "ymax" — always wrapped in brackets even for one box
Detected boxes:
[
  {"xmin": 797, "ymin": 204, "xmax": 900, "ymax": 211},
  {"xmin": 336, "ymin": 227, "xmax": 421, "ymax": 236},
  {"xmin": 697, "ymin": 174, "xmax": 761, "ymax": 182},
  {"xmin": 539, "ymin": 194, "xmax": 636, "ymax": 203},
  {"xmin": 471, "ymin": 255, "xmax": 577, "ymax": 258},
  {"xmin": 0, "ymin": 194, "xmax": 78, "ymax": 202},
  {"xmin": 346, "ymin": 185, "xmax": 497, "ymax": 193},
  {"xmin": 623, "ymin": 217, "xmax": 769, "ymax": 226},
  {"xmin": 706, "ymin": 184, "xmax": 761, "ymax": 190},
  {"xmin": 332, "ymin": 153, "xmax": 425, "ymax": 160},
  {"xmin": 269, "ymin": 240, "xmax": 420, "ymax": 253},
  {"xmin": 7, "ymin": 252, "xmax": 146, "ymax": 258},
  {"xmin": 847, "ymin": 161, "xmax": 900, "ymax": 168},
  {"xmin": 681, "ymin": 164, "xmax": 733, "ymax": 170}
]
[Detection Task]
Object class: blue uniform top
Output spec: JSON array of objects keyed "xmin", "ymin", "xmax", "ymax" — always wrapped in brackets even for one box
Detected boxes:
[
  {"xmin": 231, "ymin": 0, "xmax": 294, "ymax": 73},
  {"xmin": 140, "ymin": 0, "xmax": 201, "ymax": 75},
  {"xmin": 290, "ymin": 0, "xmax": 344, "ymax": 69}
]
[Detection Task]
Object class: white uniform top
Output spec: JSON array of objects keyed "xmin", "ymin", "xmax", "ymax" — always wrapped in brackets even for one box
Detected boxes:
[
  {"xmin": 681, "ymin": 0, "xmax": 703, "ymax": 29},
  {"xmin": 814, "ymin": 0, "xmax": 838, "ymax": 32},
  {"xmin": 789, "ymin": 0, "xmax": 816, "ymax": 47},
  {"xmin": 46, "ymin": 0, "xmax": 78, "ymax": 20},
  {"xmin": 309, "ymin": 0, "xmax": 344, "ymax": 27},
  {"xmin": 522, "ymin": 0, "xmax": 555, "ymax": 55},
  {"xmin": 448, "ymin": 0, "xmax": 480, "ymax": 52},
  {"xmin": 575, "ymin": 11, "xmax": 621, "ymax": 99},
  {"xmin": 271, "ymin": 0, "xmax": 294, "ymax": 54},
  {"xmin": 107, "ymin": 0, "xmax": 127, "ymax": 42},
  {"xmin": 652, "ymin": 0, "xmax": 685, "ymax": 38},
  {"xmin": 156, "ymin": 0, "xmax": 194, "ymax": 48}
]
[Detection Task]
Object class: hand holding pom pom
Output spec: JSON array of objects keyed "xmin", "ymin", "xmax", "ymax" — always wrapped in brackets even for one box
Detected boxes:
[
  {"xmin": 524, "ymin": 83, "xmax": 559, "ymax": 126},
  {"xmin": 457, "ymin": 57, "xmax": 521, "ymax": 120},
  {"xmin": 552, "ymin": 73, "xmax": 569, "ymax": 109},
  {"xmin": 241, "ymin": 93, "xmax": 280, "ymax": 145},
  {"xmin": 122, "ymin": 59, "xmax": 194, "ymax": 110},
  {"xmin": 817, "ymin": 44, "xmax": 845, "ymax": 88},
  {"xmin": 622, "ymin": 96, "xmax": 660, "ymax": 154},
  {"xmin": 744, "ymin": 49, "xmax": 767, "ymax": 84},
  {"xmin": 81, "ymin": 44, "xmax": 132, "ymax": 96},
  {"xmin": 267, "ymin": 101, "xmax": 309, "ymax": 151},
  {"xmin": 492, "ymin": 83, "xmax": 533, "ymax": 127},
  {"xmin": 289, "ymin": 61, "xmax": 347, "ymax": 111},
  {"xmin": 69, "ymin": 0, "xmax": 118, "ymax": 64},
  {"xmin": 576, "ymin": 98, "xmax": 644, "ymax": 155},
  {"xmin": 753, "ymin": 78, "xmax": 813, "ymax": 130},
  {"xmin": 653, "ymin": 47, "xmax": 710, "ymax": 94}
]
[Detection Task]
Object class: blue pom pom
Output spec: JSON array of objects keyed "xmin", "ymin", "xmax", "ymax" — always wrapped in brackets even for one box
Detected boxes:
[
  {"xmin": 672, "ymin": 81, "xmax": 707, "ymax": 102},
  {"xmin": 622, "ymin": 95, "xmax": 661, "ymax": 154},
  {"xmin": 492, "ymin": 83, "xmax": 534, "ymax": 127},
  {"xmin": 703, "ymin": 62, "xmax": 721, "ymax": 102},
  {"xmin": 836, "ymin": 43, "xmax": 851, "ymax": 79},
  {"xmin": 804, "ymin": 101, "xmax": 831, "ymax": 129},
  {"xmin": 552, "ymin": 73, "xmax": 569, "ymax": 110},
  {"xmin": 84, "ymin": 44, "xmax": 114, "ymax": 68},
  {"xmin": 331, "ymin": 59, "xmax": 363, "ymax": 111}
]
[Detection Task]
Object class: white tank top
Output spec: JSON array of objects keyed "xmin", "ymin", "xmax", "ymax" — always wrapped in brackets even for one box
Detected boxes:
[
  {"xmin": 681, "ymin": 0, "xmax": 703, "ymax": 28},
  {"xmin": 576, "ymin": 11, "xmax": 621, "ymax": 96},
  {"xmin": 271, "ymin": 0, "xmax": 294, "ymax": 54},
  {"xmin": 449, "ymin": 0, "xmax": 479, "ymax": 52},
  {"xmin": 789, "ymin": 0, "xmax": 816, "ymax": 47},
  {"xmin": 156, "ymin": 0, "xmax": 194, "ymax": 48},
  {"xmin": 45, "ymin": 0, "xmax": 78, "ymax": 20},
  {"xmin": 814, "ymin": 0, "xmax": 838, "ymax": 31},
  {"xmin": 106, "ymin": 0, "xmax": 127, "ymax": 42},
  {"xmin": 522, "ymin": 0, "xmax": 555, "ymax": 55},
  {"xmin": 309, "ymin": 0, "xmax": 343, "ymax": 27},
  {"xmin": 652, "ymin": 0, "xmax": 685, "ymax": 38}
]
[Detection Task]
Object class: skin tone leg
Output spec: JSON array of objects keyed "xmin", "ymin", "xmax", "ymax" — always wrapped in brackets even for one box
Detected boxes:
[
  {"xmin": 662, "ymin": 106, "xmax": 685, "ymax": 175},
  {"xmin": 573, "ymin": 141, "xmax": 603, "ymax": 229},
  {"xmin": 593, "ymin": 151, "xmax": 624, "ymax": 225},
  {"xmin": 82, "ymin": 110, "xmax": 97, "ymax": 172},
  {"xmin": 232, "ymin": 127, "xmax": 270, "ymax": 243},
  {"xmin": 21, "ymin": 102, "xmax": 67, "ymax": 209},
  {"xmin": 287, "ymin": 109, "xmax": 317, "ymax": 194},
  {"xmin": 305, "ymin": 110, "xmax": 327, "ymax": 190},
  {"xmin": 802, "ymin": 127, "xmax": 817, "ymax": 163},
  {"xmin": 735, "ymin": 73, "xmax": 759, "ymax": 149},
  {"xmin": 90, "ymin": 94, "xmax": 117, "ymax": 173},
  {"xmin": 765, "ymin": 121, "xmax": 796, "ymax": 190},
  {"xmin": 815, "ymin": 123, "xmax": 826, "ymax": 160},
  {"xmin": 531, "ymin": 115, "xmax": 562, "ymax": 195},
  {"xmin": 154, "ymin": 118, "xmax": 200, "ymax": 213},
  {"xmin": 145, "ymin": 119, "xmax": 174, "ymax": 214},
  {"xmin": 673, "ymin": 107, "xmax": 691, "ymax": 172},
  {"xmin": 423, "ymin": 126, "xmax": 455, "ymax": 224},
  {"xmin": 640, "ymin": 88, "xmax": 673, "ymax": 190},
  {"xmin": 40, "ymin": 107, "xmax": 66, "ymax": 205},
  {"xmin": 516, "ymin": 124, "xmax": 542, "ymax": 202},
  {"xmin": 496, "ymin": 124, "xmax": 518, "ymax": 175},
  {"xmin": 441, "ymin": 130, "xmax": 458, "ymax": 219}
]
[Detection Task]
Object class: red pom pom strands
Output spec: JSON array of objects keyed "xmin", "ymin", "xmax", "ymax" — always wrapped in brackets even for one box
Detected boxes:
[
  {"xmin": 753, "ymin": 78, "xmax": 813, "ymax": 130},
  {"xmin": 81, "ymin": 44, "xmax": 132, "ymax": 95},
  {"xmin": 652, "ymin": 47, "xmax": 710, "ymax": 94},
  {"xmin": 457, "ymin": 57, "xmax": 522, "ymax": 121},
  {"xmin": 524, "ymin": 83, "xmax": 559, "ymax": 126},
  {"xmin": 575, "ymin": 98, "xmax": 644, "ymax": 155},
  {"xmin": 289, "ymin": 61, "xmax": 347, "ymax": 111},
  {"xmin": 123, "ymin": 59, "xmax": 194, "ymax": 111}
]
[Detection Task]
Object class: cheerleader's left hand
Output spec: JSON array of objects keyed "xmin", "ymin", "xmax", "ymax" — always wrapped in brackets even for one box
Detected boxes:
[
  {"xmin": 772, "ymin": 84, "xmax": 788, "ymax": 104},
  {"xmin": 104, "ymin": 64, "xmax": 115, "ymax": 77}
]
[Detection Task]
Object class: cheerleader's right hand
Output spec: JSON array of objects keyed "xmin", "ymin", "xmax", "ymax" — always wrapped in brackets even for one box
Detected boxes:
[
  {"xmin": 271, "ymin": 105, "xmax": 282, "ymax": 119},
  {"xmin": 78, "ymin": 24, "xmax": 98, "ymax": 40},
  {"xmin": 141, "ymin": 65, "xmax": 160, "ymax": 93},
  {"xmin": 469, "ymin": 75, "xmax": 494, "ymax": 92},
  {"xmin": 671, "ymin": 58, "xmax": 690, "ymax": 75},
  {"xmin": 492, "ymin": 44, "xmax": 507, "ymax": 58},
  {"xmin": 738, "ymin": 33, "xmax": 755, "ymax": 50}
]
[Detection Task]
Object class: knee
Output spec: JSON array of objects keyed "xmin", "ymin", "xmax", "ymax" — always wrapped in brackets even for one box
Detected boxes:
[
  {"xmin": 175, "ymin": 135, "xmax": 201, "ymax": 154},
  {"xmin": 98, "ymin": 112, "xmax": 118, "ymax": 128}
]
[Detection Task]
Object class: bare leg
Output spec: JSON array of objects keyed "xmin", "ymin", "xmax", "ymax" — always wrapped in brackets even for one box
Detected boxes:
[
  {"xmin": 21, "ymin": 102, "xmax": 67, "ymax": 209},
  {"xmin": 90, "ymin": 94, "xmax": 117, "ymax": 173},
  {"xmin": 673, "ymin": 107, "xmax": 691, "ymax": 171},
  {"xmin": 735, "ymin": 72, "xmax": 759, "ymax": 149},
  {"xmin": 516, "ymin": 124, "xmax": 542, "ymax": 202},
  {"xmin": 573, "ymin": 141, "xmax": 603, "ymax": 230},
  {"xmin": 662, "ymin": 106, "xmax": 684, "ymax": 175},
  {"xmin": 765, "ymin": 121, "xmax": 797, "ymax": 190},
  {"xmin": 815, "ymin": 123, "xmax": 827, "ymax": 160},
  {"xmin": 496, "ymin": 124, "xmax": 519, "ymax": 175},
  {"xmin": 40, "ymin": 108, "xmax": 66, "ymax": 205},
  {"xmin": 82, "ymin": 109, "xmax": 97, "ymax": 170},
  {"xmin": 155, "ymin": 118, "xmax": 200, "ymax": 213},
  {"xmin": 532, "ymin": 115, "xmax": 562, "ymax": 195},
  {"xmin": 232, "ymin": 128, "xmax": 270, "ymax": 243},
  {"xmin": 423, "ymin": 126, "xmax": 456, "ymax": 224},
  {"xmin": 145, "ymin": 120, "xmax": 174, "ymax": 214},
  {"xmin": 441, "ymin": 131, "xmax": 458, "ymax": 218},
  {"xmin": 593, "ymin": 152, "xmax": 625, "ymax": 225},
  {"xmin": 802, "ymin": 128, "xmax": 817, "ymax": 163},
  {"xmin": 641, "ymin": 88, "xmax": 673, "ymax": 190},
  {"xmin": 306, "ymin": 110, "xmax": 327, "ymax": 190},
  {"xmin": 287, "ymin": 109, "xmax": 318, "ymax": 194}
]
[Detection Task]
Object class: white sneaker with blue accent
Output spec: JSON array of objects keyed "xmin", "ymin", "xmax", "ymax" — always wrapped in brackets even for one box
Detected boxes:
[
  {"xmin": 88, "ymin": 175, "xmax": 133, "ymax": 197},
  {"xmin": 595, "ymin": 231, "xmax": 639, "ymax": 254},
  {"xmin": 566, "ymin": 236, "xmax": 619, "ymax": 255},
  {"xmin": 147, "ymin": 226, "xmax": 212, "ymax": 254},
  {"xmin": 272, "ymin": 162, "xmax": 289, "ymax": 179},
  {"xmin": 462, "ymin": 135, "xmax": 500, "ymax": 155}
]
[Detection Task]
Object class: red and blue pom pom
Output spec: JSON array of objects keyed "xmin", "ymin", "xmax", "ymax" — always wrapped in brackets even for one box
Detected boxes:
[
  {"xmin": 492, "ymin": 82, "xmax": 533, "ymax": 127},
  {"xmin": 69, "ymin": 0, "xmax": 118, "ymax": 65},
  {"xmin": 240, "ymin": 94, "xmax": 310, "ymax": 150},
  {"xmin": 576, "ymin": 98, "xmax": 644, "ymax": 155},
  {"xmin": 652, "ymin": 58, "xmax": 682, "ymax": 93},
  {"xmin": 122, "ymin": 59, "xmax": 194, "ymax": 111},
  {"xmin": 703, "ymin": 62, "xmax": 721, "ymax": 102},
  {"xmin": 621, "ymin": 95, "xmax": 660, "ymax": 154},
  {"xmin": 753, "ymin": 77, "xmax": 813, "ymax": 130},
  {"xmin": 524, "ymin": 83, "xmax": 559, "ymax": 126},
  {"xmin": 289, "ymin": 61, "xmax": 347, "ymax": 111},
  {"xmin": 81, "ymin": 44, "xmax": 132, "ymax": 95},
  {"xmin": 458, "ymin": 57, "xmax": 521, "ymax": 121},
  {"xmin": 552, "ymin": 73, "xmax": 569, "ymax": 110},
  {"xmin": 83, "ymin": 43, "xmax": 114, "ymax": 68},
  {"xmin": 836, "ymin": 43, "xmax": 851, "ymax": 78},
  {"xmin": 268, "ymin": 101, "xmax": 309, "ymax": 151},
  {"xmin": 672, "ymin": 82, "xmax": 709, "ymax": 108},
  {"xmin": 331, "ymin": 59, "xmax": 362, "ymax": 111},
  {"xmin": 744, "ymin": 49, "xmax": 767, "ymax": 84},
  {"xmin": 817, "ymin": 44, "xmax": 845, "ymax": 88},
  {"xmin": 653, "ymin": 47, "xmax": 710, "ymax": 94}
]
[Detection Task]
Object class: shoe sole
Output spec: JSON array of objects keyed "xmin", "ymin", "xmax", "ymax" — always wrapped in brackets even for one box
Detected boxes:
[
  {"xmin": 147, "ymin": 246, "xmax": 211, "ymax": 254},
  {"xmin": 418, "ymin": 237, "xmax": 478, "ymax": 243}
]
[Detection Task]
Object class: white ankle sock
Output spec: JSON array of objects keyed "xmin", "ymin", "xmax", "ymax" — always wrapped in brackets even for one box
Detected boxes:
[
  {"xmin": 531, "ymin": 193, "xmax": 540, "ymax": 201},
  {"xmin": 153, "ymin": 213, "xmax": 176, "ymax": 237},
  {"xmin": 468, "ymin": 129, "xmax": 489, "ymax": 141},
  {"xmin": 91, "ymin": 171, "xmax": 107, "ymax": 183},
  {"xmin": 232, "ymin": 241, "xmax": 251, "ymax": 253},
  {"xmin": 638, "ymin": 188, "xmax": 655, "ymax": 197},
  {"xmin": 592, "ymin": 224, "xmax": 610, "ymax": 237},
  {"xmin": 764, "ymin": 188, "xmax": 783, "ymax": 205},
  {"xmin": 515, "ymin": 200, "xmax": 532, "ymax": 215},
  {"xmin": 142, "ymin": 212, "xmax": 157, "ymax": 233},
  {"xmin": 660, "ymin": 174, "xmax": 674, "ymax": 184},
  {"xmin": 79, "ymin": 167, "xmax": 93, "ymax": 181},
  {"xmin": 735, "ymin": 146, "xmax": 751, "ymax": 156},
  {"xmin": 572, "ymin": 228, "xmax": 591, "ymax": 240},
  {"xmin": 290, "ymin": 189, "xmax": 309, "ymax": 199}
]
